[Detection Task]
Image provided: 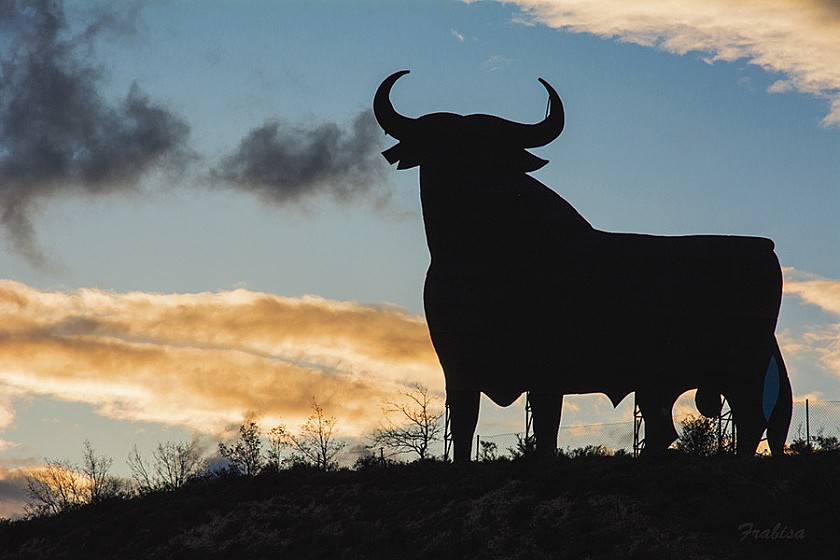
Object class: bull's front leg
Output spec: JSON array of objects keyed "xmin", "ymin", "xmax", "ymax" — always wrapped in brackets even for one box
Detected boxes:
[
  {"xmin": 529, "ymin": 392, "xmax": 563, "ymax": 456},
  {"xmin": 447, "ymin": 390, "xmax": 480, "ymax": 462},
  {"xmin": 636, "ymin": 390, "xmax": 680, "ymax": 454}
]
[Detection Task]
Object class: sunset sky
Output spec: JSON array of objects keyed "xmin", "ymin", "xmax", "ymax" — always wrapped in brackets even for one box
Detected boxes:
[{"xmin": 1, "ymin": 0, "xmax": 839, "ymax": 517}]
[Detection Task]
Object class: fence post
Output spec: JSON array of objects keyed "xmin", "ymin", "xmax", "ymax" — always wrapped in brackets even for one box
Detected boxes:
[{"xmin": 806, "ymin": 399, "xmax": 811, "ymax": 451}]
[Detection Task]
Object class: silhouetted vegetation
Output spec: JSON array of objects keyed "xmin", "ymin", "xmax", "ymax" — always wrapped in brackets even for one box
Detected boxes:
[
  {"xmin": 24, "ymin": 441, "xmax": 125, "ymax": 517},
  {"xmin": 787, "ymin": 428, "xmax": 840, "ymax": 455},
  {"xmin": 370, "ymin": 384, "xmax": 443, "ymax": 461},
  {"xmin": 284, "ymin": 398, "xmax": 347, "ymax": 471},
  {"xmin": 507, "ymin": 433, "xmax": 537, "ymax": 458},
  {"xmin": 219, "ymin": 421, "xmax": 264, "ymax": 475},
  {"xmin": 675, "ymin": 414, "xmax": 734, "ymax": 457},
  {"xmin": 3, "ymin": 453, "xmax": 836, "ymax": 559},
  {"xmin": 127, "ymin": 439, "xmax": 205, "ymax": 493}
]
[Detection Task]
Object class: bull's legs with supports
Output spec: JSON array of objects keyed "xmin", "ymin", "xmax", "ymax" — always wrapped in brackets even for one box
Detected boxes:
[{"xmin": 447, "ymin": 390, "xmax": 480, "ymax": 462}]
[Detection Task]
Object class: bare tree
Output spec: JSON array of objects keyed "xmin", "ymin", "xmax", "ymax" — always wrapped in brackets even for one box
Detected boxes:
[
  {"xmin": 25, "ymin": 441, "xmax": 121, "ymax": 517},
  {"xmin": 372, "ymin": 384, "xmax": 443, "ymax": 460},
  {"xmin": 128, "ymin": 439, "xmax": 204, "ymax": 492},
  {"xmin": 127, "ymin": 445, "xmax": 155, "ymax": 494},
  {"xmin": 288, "ymin": 398, "xmax": 346, "ymax": 471},
  {"xmin": 24, "ymin": 459, "xmax": 86, "ymax": 517},
  {"xmin": 81, "ymin": 440, "xmax": 122, "ymax": 503},
  {"xmin": 219, "ymin": 421, "xmax": 264, "ymax": 475},
  {"xmin": 265, "ymin": 423, "xmax": 290, "ymax": 471}
]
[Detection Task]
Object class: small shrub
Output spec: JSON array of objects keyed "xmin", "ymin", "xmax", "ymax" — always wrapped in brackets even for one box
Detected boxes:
[
  {"xmin": 675, "ymin": 415, "xmax": 719, "ymax": 457},
  {"xmin": 479, "ymin": 440, "xmax": 498, "ymax": 462},
  {"xmin": 567, "ymin": 445, "xmax": 612, "ymax": 458},
  {"xmin": 507, "ymin": 434, "xmax": 537, "ymax": 459}
]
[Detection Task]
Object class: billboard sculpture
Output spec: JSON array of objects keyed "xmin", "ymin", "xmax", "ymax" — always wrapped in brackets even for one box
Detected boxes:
[{"xmin": 374, "ymin": 70, "xmax": 792, "ymax": 461}]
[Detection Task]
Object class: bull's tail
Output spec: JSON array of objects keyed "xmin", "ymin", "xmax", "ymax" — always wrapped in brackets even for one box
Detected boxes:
[
  {"xmin": 764, "ymin": 337, "xmax": 792, "ymax": 456},
  {"xmin": 694, "ymin": 337, "xmax": 792, "ymax": 457}
]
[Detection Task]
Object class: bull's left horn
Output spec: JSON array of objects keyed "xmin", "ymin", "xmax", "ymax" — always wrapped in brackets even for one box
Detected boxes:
[
  {"xmin": 373, "ymin": 70, "xmax": 417, "ymax": 140},
  {"xmin": 513, "ymin": 78, "xmax": 565, "ymax": 148}
]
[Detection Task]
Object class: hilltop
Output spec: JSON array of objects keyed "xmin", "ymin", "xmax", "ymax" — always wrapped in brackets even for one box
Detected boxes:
[{"xmin": 0, "ymin": 454, "xmax": 835, "ymax": 559}]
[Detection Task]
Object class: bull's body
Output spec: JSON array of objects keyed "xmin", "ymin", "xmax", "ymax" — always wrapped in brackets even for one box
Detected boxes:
[{"xmin": 375, "ymin": 71, "xmax": 792, "ymax": 461}]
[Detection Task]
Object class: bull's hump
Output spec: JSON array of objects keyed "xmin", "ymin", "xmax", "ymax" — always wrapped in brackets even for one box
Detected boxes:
[{"xmin": 612, "ymin": 233, "xmax": 775, "ymax": 258}]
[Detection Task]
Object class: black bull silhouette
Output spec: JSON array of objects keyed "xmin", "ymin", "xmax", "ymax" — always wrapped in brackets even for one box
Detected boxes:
[{"xmin": 374, "ymin": 70, "xmax": 792, "ymax": 461}]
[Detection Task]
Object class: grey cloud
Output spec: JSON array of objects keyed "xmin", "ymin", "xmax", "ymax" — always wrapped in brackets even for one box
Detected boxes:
[
  {"xmin": 0, "ymin": 469, "xmax": 28, "ymax": 519},
  {"xmin": 212, "ymin": 109, "xmax": 388, "ymax": 206},
  {"xmin": 0, "ymin": 0, "xmax": 191, "ymax": 265}
]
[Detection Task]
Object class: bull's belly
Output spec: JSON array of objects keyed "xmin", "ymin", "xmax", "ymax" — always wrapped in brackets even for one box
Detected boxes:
[
  {"xmin": 426, "ymin": 295, "xmax": 774, "ymax": 402},
  {"xmin": 424, "ymin": 261, "xmax": 779, "ymax": 405}
]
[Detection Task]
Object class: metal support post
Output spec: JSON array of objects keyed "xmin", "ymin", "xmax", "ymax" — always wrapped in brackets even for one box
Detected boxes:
[
  {"xmin": 806, "ymin": 398, "xmax": 811, "ymax": 451},
  {"xmin": 443, "ymin": 403, "xmax": 452, "ymax": 461},
  {"xmin": 525, "ymin": 392, "xmax": 534, "ymax": 443},
  {"xmin": 633, "ymin": 395, "xmax": 645, "ymax": 457}
]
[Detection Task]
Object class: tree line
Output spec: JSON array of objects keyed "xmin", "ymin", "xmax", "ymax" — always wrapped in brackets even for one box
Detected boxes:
[
  {"xmin": 21, "ymin": 387, "xmax": 837, "ymax": 519},
  {"xmin": 22, "ymin": 385, "xmax": 443, "ymax": 518}
]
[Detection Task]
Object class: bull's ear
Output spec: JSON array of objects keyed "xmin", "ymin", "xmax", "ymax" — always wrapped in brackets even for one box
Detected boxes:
[
  {"xmin": 382, "ymin": 144, "xmax": 403, "ymax": 165},
  {"xmin": 382, "ymin": 143, "xmax": 421, "ymax": 169}
]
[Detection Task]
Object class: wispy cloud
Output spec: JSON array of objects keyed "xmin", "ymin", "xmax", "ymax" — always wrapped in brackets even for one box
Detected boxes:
[
  {"xmin": 0, "ymin": 281, "xmax": 441, "ymax": 439},
  {"xmin": 483, "ymin": 54, "xmax": 516, "ymax": 72},
  {"xmin": 0, "ymin": 1, "xmax": 192, "ymax": 265},
  {"xmin": 501, "ymin": 0, "xmax": 840, "ymax": 126},
  {"xmin": 210, "ymin": 110, "xmax": 389, "ymax": 207},
  {"xmin": 783, "ymin": 268, "xmax": 840, "ymax": 378},
  {"xmin": 784, "ymin": 268, "xmax": 840, "ymax": 316}
]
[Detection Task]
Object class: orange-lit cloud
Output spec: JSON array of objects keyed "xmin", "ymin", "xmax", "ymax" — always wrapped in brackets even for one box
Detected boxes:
[
  {"xmin": 0, "ymin": 280, "xmax": 442, "ymax": 438},
  {"xmin": 782, "ymin": 269, "xmax": 840, "ymax": 378},
  {"xmin": 502, "ymin": 0, "xmax": 840, "ymax": 125}
]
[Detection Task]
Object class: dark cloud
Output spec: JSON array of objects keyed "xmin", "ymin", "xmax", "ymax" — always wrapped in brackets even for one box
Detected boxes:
[
  {"xmin": 211, "ymin": 109, "xmax": 388, "ymax": 206},
  {"xmin": 0, "ymin": 0, "xmax": 191, "ymax": 265},
  {"xmin": 0, "ymin": 469, "xmax": 29, "ymax": 519}
]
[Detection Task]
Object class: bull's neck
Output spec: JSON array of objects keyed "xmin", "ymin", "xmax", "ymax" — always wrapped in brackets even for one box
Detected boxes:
[{"xmin": 418, "ymin": 163, "xmax": 592, "ymax": 261}]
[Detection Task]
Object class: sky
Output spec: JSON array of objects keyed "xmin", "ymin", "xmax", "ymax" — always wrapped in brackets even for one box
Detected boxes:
[{"xmin": 1, "ymin": 0, "xmax": 839, "ymax": 517}]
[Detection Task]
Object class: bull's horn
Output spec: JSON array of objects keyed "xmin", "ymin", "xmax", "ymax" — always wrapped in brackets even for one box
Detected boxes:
[
  {"xmin": 513, "ymin": 78, "xmax": 565, "ymax": 148},
  {"xmin": 373, "ymin": 70, "xmax": 416, "ymax": 139}
]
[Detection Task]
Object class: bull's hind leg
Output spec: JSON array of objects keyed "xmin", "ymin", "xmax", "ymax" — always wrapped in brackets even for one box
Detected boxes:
[
  {"xmin": 766, "ymin": 340, "xmax": 792, "ymax": 457},
  {"xmin": 528, "ymin": 392, "xmax": 563, "ymax": 456},
  {"xmin": 730, "ymin": 341, "xmax": 793, "ymax": 457},
  {"xmin": 447, "ymin": 390, "xmax": 480, "ymax": 462},
  {"xmin": 726, "ymin": 380, "xmax": 765, "ymax": 456},
  {"xmin": 636, "ymin": 390, "xmax": 681, "ymax": 455},
  {"xmin": 728, "ymin": 393, "xmax": 764, "ymax": 457}
]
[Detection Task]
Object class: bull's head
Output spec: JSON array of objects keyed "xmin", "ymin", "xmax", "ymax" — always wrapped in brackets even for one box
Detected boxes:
[{"xmin": 373, "ymin": 70, "xmax": 564, "ymax": 172}]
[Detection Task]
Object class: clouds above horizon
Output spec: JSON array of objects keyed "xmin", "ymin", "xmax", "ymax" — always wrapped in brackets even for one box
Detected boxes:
[
  {"xmin": 503, "ymin": 0, "xmax": 840, "ymax": 126},
  {"xmin": 0, "ymin": 0, "xmax": 192, "ymax": 264},
  {"xmin": 0, "ymin": 1, "xmax": 392, "ymax": 268},
  {"xmin": 782, "ymin": 268, "xmax": 840, "ymax": 379},
  {"xmin": 0, "ymin": 280, "xmax": 442, "ymax": 442}
]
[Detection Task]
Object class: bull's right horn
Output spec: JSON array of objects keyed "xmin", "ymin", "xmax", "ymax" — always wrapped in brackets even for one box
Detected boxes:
[
  {"xmin": 511, "ymin": 78, "xmax": 565, "ymax": 148},
  {"xmin": 373, "ymin": 70, "xmax": 417, "ymax": 139}
]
